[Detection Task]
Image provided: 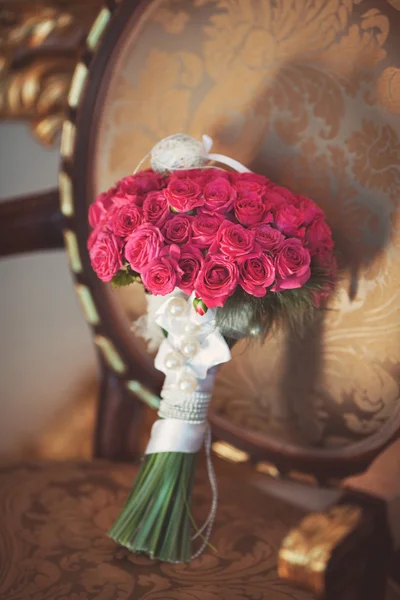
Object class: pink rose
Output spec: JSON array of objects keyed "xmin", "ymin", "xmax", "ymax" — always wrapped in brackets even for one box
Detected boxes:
[
  {"xmin": 305, "ymin": 217, "xmax": 334, "ymax": 255},
  {"xmin": 170, "ymin": 169, "xmax": 207, "ymax": 185},
  {"xmin": 201, "ymin": 177, "xmax": 236, "ymax": 215},
  {"xmin": 134, "ymin": 169, "xmax": 167, "ymax": 192},
  {"xmin": 272, "ymin": 238, "xmax": 311, "ymax": 291},
  {"xmin": 114, "ymin": 174, "xmax": 162, "ymax": 208},
  {"xmin": 202, "ymin": 168, "xmax": 231, "ymax": 184},
  {"xmin": 195, "ymin": 254, "xmax": 238, "ymax": 308},
  {"xmin": 165, "ymin": 178, "xmax": 203, "ymax": 213},
  {"xmin": 275, "ymin": 205, "xmax": 305, "ymax": 237},
  {"xmin": 141, "ymin": 245, "xmax": 182, "ymax": 296},
  {"xmin": 111, "ymin": 203, "xmax": 142, "ymax": 237},
  {"xmin": 125, "ymin": 223, "xmax": 164, "ymax": 272},
  {"xmin": 120, "ymin": 170, "xmax": 166, "ymax": 196},
  {"xmin": 252, "ymin": 224, "xmax": 285, "ymax": 253},
  {"xmin": 88, "ymin": 210, "xmax": 115, "ymax": 249},
  {"xmin": 112, "ymin": 189, "xmax": 142, "ymax": 208},
  {"xmin": 87, "ymin": 224, "xmax": 102, "ymax": 251},
  {"xmin": 143, "ymin": 190, "xmax": 169, "ymax": 227},
  {"xmin": 191, "ymin": 214, "xmax": 223, "ymax": 248},
  {"xmin": 89, "ymin": 233, "xmax": 122, "ymax": 282},
  {"xmin": 265, "ymin": 184, "xmax": 296, "ymax": 210},
  {"xmin": 89, "ymin": 188, "xmax": 116, "ymax": 228},
  {"xmin": 233, "ymin": 172, "xmax": 270, "ymax": 195},
  {"xmin": 234, "ymin": 192, "xmax": 266, "ymax": 226},
  {"xmin": 88, "ymin": 204, "xmax": 119, "ymax": 249},
  {"xmin": 171, "ymin": 168, "xmax": 229, "ymax": 185},
  {"xmin": 295, "ymin": 195, "xmax": 324, "ymax": 226},
  {"xmin": 212, "ymin": 221, "xmax": 255, "ymax": 258},
  {"xmin": 237, "ymin": 252, "xmax": 275, "ymax": 297},
  {"xmin": 313, "ymin": 247, "xmax": 337, "ymax": 279},
  {"xmin": 163, "ymin": 215, "xmax": 192, "ymax": 245},
  {"xmin": 178, "ymin": 245, "xmax": 204, "ymax": 295}
]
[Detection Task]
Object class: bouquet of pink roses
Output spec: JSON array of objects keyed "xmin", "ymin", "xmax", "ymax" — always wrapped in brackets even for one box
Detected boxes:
[{"xmin": 88, "ymin": 134, "xmax": 336, "ymax": 563}]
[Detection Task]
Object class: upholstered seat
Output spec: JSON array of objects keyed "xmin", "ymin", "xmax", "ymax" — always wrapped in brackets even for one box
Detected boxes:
[{"xmin": 0, "ymin": 458, "xmax": 315, "ymax": 600}]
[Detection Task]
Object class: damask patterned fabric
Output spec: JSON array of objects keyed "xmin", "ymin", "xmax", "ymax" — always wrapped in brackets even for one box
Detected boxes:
[
  {"xmin": 93, "ymin": 0, "xmax": 400, "ymax": 449},
  {"xmin": 0, "ymin": 459, "xmax": 315, "ymax": 600}
]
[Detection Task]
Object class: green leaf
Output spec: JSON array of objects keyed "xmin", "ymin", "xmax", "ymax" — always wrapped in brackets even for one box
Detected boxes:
[{"xmin": 111, "ymin": 270, "xmax": 137, "ymax": 288}]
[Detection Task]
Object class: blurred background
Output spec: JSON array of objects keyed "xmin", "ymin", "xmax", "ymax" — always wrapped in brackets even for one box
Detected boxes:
[
  {"xmin": 1, "ymin": 0, "xmax": 399, "ymax": 462},
  {"xmin": 0, "ymin": 2, "xmax": 103, "ymax": 461},
  {"xmin": 0, "ymin": 122, "xmax": 98, "ymax": 459}
]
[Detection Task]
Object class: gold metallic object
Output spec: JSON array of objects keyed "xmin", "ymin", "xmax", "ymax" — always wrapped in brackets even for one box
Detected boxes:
[
  {"xmin": 287, "ymin": 471, "xmax": 318, "ymax": 486},
  {"xmin": 75, "ymin": 284, "xmax": 100, "ymax": 325},
  {"xmin": 126, "ymin": 380, "xmax": 161, "ymax": 410},
  {"xmin": 63, "ymin": 229, "xmax": 82, "ymax": 273},
  {"xmin": 278, "ymin": 505, "xmax": 362, "ymax": 597},
  {"xmin": 59, "ymin": 171, "xmax": 74, "ymax": 216},
  {"xmin": 86, "ymin": 7, "xmax": 111, "ymax": 51},
  {"xmin": 256, "ymin": 461, "xmax": 280, "ymax": 478},
  {"xmin": 95, "ymin": 335, "xmax": 126, "ymax": 374},
  {"xmin": 68, "ymin": 62, "xmax": 88, "ymax": 108},
  {"xmin": 211, "ymin": 441, "xmax": 250, "ymax": 463},
  {"xmin": 0, "ymin": 1, "xmax": 101, "ymax": 144},
  {"xmin": 1, "ymin": 57, "xmax": 75, "ymax": 144},
  {"xmin": 60, "ymin": 120, "xmax": 76, "ymax": 158}
]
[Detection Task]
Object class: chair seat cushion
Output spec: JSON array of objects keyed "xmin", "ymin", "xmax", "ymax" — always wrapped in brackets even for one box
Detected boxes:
[{"xmin": 0, "ymin": 457, "xmax": 316, "ymax": 600}]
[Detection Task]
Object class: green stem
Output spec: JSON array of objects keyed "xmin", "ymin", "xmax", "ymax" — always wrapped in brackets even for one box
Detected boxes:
[{"xmin": 108, "ymin": 452, "xmax": 199, "ymax": 563}]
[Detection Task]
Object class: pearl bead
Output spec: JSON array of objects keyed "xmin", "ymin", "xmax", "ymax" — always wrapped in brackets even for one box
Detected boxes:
[
  {"xmin": 164, "ymin": 351, "xmax": 185, "ymax": 370},
  {"xmin": 183, "ymin": 321, "xmax": 201, "ymax": 335},
  {"xmin": 178, "ymin": 372, "xmax": 198, "ymax": 393},
  {"xmin": 167, "ymin": 297, "xmax": 187, "ymax": 318},
  {"xmin": 180, "ymin": 337, "xmax": 200, "ymax": 360},
  {"xmin": 249, "ymin": 325, "xmax": 261, "ymax": 337}
]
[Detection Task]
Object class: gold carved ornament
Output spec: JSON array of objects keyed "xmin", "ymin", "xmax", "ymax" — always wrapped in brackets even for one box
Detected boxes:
[
  {"xmin": 0, "ymin": 1, "xmax": 102, "ymax": 145},
  {"xmin": 278, "ymin": 505, "xmax": 362, "ymax": 597}
]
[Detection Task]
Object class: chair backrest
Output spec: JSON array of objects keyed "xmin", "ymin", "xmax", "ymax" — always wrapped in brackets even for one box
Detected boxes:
[{"xmin": 60, "ymin": 0, "xmax": 400, "ymax": 477}]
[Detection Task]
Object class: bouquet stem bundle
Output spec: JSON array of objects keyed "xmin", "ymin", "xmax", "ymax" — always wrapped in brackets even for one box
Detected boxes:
[
  {"xmin": 88, "ymin": 134, "xmax": 337, "ymax": 565},
  {"xmin": 109, "ymin": 451, "xmax": 197, "ymax": 562}
]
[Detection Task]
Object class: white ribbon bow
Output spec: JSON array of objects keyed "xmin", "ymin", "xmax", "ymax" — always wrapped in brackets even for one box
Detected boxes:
[
  {"xmin": 154, "ymin": 291, "xmax": 231, "ymax": 388},
  {"xmin": 201, "ymin": 135, "xmax": 251, "ymax": 173},
  {"xmin": 134, "ymin": 133, "xmax": 251, "ymax": 175}
]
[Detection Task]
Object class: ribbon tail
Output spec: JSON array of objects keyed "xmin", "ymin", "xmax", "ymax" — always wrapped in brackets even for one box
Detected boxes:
[{"xmin": 207, "ymin": 152, "xmax": 251, "ymax": 173}]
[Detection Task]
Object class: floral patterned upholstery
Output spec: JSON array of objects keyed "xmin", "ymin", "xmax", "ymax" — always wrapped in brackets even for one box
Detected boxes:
[
  {"xmin": 94, "ymin": 0, "xmax": 400, "ymax": 449},
  {"xmin": 0, "ymin": 458, "xmax": 317, "ymax": 600}
]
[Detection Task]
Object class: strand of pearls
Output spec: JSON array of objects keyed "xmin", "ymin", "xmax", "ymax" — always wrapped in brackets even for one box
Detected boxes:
[
  {"xmin": 157, "ymin": 295, "xmax": 217, "ymax": 423},
  {"xmin": 159, "ymin": 390, "xmax": 211, "ymax": 424},
  {"xmin": 161, "ymin": 296, "xmax": 201, "ymax": 395}
]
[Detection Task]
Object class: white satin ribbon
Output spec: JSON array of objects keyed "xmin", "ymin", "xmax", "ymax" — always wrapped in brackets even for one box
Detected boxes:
[
  {"xmin": 145, "ymin": 421, "xmax": 219, "ymax": 561},
  {"xmin": 145, "ymin": 290, "xmax": 228, "ymax": 560},
  {"xmin": 145, "ymin": 420, "xmax": 207, "ymax": 455},
  {"xmin": 202, "ymin": 134, "xmax": 251, "ymax": 173},
  {"xmin": 154, "ymin": 291, "xmax": 231, "ymax": 391}
]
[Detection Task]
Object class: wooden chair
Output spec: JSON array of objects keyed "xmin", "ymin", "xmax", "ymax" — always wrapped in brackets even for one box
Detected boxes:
[{"xmin": 1, "ymin": 1, "xmax": 400, "ymax": 598}]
